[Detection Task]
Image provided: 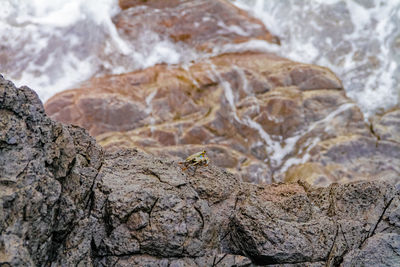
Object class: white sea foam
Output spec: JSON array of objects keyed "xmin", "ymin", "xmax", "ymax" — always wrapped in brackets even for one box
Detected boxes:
[
  {"xmin": 1, "ymin": 0, "xmax": 123, "ymax": 100},
  {"xmin": 2, "ymin": 0, "xmax": 397, "ymax": 117},
  {"xmin": 242, "ymin": 102, "xmax": 355, "ymax": 176},
  {"xmin": 232, "ymin": 0, "xmax": 400, "ymax": 118},
  {"xmin": 145, "ymin": 90, "xmax": 157, "ymax": 115},
  {"xmin": 0, "ymin": 0, "xmax": 202, "ymax": 101}
]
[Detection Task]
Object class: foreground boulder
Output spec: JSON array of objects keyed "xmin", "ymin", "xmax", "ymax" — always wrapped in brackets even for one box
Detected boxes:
[
  {"xmin": 0, "ymin": 75, "xmax": 103, "ymax": 265},
  {"xmin": 2, "ymin": 75, "xmax": 400, "ymax": 266},
  {"xmin": 231, "ymin": 181, "xmax": 400, "ymax": 265}
]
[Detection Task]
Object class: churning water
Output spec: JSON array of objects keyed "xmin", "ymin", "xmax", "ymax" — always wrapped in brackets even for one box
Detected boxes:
[
  {"xmin": 233, "ymin": 0, "xmax": 400, "ymax": 118},
  {"xmin": 1, "ymin": 0, "xmax": 399, "ymax": 118}
]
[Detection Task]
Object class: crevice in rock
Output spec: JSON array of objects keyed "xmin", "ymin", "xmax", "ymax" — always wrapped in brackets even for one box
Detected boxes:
[
  {"xmin": 233, "ymin": 193, "xmax": 242, "ymax": 211},
  {"xmin": 212, "ymin": 253, "xmax": 227, "ymax": 266},
  {"xmin": 46, "ymin": 221, "xmax": 75, "ymax": 266},
  {"xmin": 0, "ymin": 140, "xmax": 18, "ymax": 147},
  {"xmin": 194, "ymin": 206, "xmax": 204, "ymax": 232},
  {"xmin": 86, "ymin": 161, "xmax": 104, "ymax": 217},
  {"xmin": 90, "ymin": 237, "xmax": 98, "ymax": 262},
  {"xmin": 327, "ymin": 184, "xmax": 338, "ymax": 217},
  {"xmin": 16, "ymin": 159, "xmax": 33, "ymax": 182},
  {"xmin": 369, "ymin": 122, "xmax": 381, "ymax": 142},
  {"xmin": 111, "ymin": 257, "xmax": 120, "ymax": 267},
  {"xmin": 325, "ymin": 224, "xmax": 339, "ymax": 267},
  {"xmin": 228, "ymin": 218, "xmax": 256, "ymax": 263},
  {"xmin": 358, "ymin": 196, "xmax": 395, "ymax": 249},
  {"xmin": 143, "ymin": 168, "xmax": 172, "ymax": 187},
  {"xmin": 44, "ymin": 154, "xmax": 81, "ymax": 265},
  {"xmin": 250, "ymin": 254, "xmax": 320, "ymax": 265},
  {"xmin": 93, "ymin": 251, "xmax": 142, "ymax": 258},
  {"xmin": 104, "ymin": 197, "xmax": 114, "ymax": 236},
  {"xmin": 148, "ymin": 198, "xmax": 159, "ymax": 227},
  {"xmin": 0, "ymin": 179, "xmax": 17, "ymax": 187},
  {"xmin": 339, "ymin": 223, "xmax": 349, "ymax": 250},
  {"xmin": 368, "ymin": 197, "xmax": 394, "ymax": 238}
]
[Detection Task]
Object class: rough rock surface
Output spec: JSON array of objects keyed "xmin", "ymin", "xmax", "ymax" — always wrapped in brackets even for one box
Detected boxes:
[
  {"xmin": 231, "ymin": 181, "xmax": 400, "ymax": 266},
  {"xmin": 3, "ymin": 75, "xmax": 400, "ymax": 266},
  {"xmin": 115, "ymin": 0, "xmax": 279, "ymax": 51},
  {"xmin": 0, "ymin": 75, "xmax": 103, "ymax": 265}
]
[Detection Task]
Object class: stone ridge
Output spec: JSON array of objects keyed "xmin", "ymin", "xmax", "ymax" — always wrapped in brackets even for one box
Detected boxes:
[{"xmin": 1, "ymin": 75, "xmax": 400, "ymax": 266}]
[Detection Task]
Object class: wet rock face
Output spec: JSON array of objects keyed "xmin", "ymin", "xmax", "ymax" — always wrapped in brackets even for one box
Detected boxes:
[
  {"xmin": 115, "ymin": 0, "xmax": 279, "ymax": 51},
  {"xmin": 1, "ymin": 77, "xmax": 400, "ymax": 266},
  {"xmin": 45, "ymin": 52, "xmax": 365, "ymax": 184}
]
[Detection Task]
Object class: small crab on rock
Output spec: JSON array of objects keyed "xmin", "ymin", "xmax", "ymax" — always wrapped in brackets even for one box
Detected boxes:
[{"xmin": 179, "ymin": 150, "xmax": 209, "ymax": 174}]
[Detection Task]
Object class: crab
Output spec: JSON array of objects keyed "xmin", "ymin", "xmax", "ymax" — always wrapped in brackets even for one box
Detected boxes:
[{"xmin": 179, "ymin": 150, "xmax": 209, "ymax": 174}]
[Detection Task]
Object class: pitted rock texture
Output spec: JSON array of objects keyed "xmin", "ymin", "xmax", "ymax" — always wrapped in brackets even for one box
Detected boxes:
[
  {"xmin": 44, "ymin": 51, "xmax": 375, "ymax": 185},
  {"xmin": 91, "ymin": 149, "xmax": 243, "ymax": 266},
  {"xmin": 97, "ymin": 253, "xmax": 252, "ymax": 267},
  {"xmin": 230, "ymin": 181, "xmax": 400, "ymax": 266},
  {"xmin": 3, "ymin": 76, "xmax": 400, "ymax": 266},
  {"xmin": 115, "ymin": 0, "xmax": 279, "ymax": 51},
  {"xmin": 91, "ymin": 150, "xmax": 399, "ymax": 267},
  {"xmin": 0, "ymin": 75, "xmax": 103, "ymax": 266}
]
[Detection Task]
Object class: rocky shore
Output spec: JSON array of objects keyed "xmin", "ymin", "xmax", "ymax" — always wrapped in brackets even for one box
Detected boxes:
[
  {"xmin": 1, "ymin": 74, "xmax": 400, "ymax": 266},
  {"xmin": 44, "ymin": 0, "xmax": 400, "ymax": 187},
  {"xmin": 2, "ymin": 0, "xmax": 400, "ymax": 266}
]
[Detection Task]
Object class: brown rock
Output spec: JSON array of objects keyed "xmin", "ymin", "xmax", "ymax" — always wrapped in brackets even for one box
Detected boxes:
[
  {"xmin": 284, "ymin": 162, "xmax": 336, "ymax": 187},
  {"xmin": 119, "ymin": 0, "xmax": 186, "ymax": 10},
  {"xmin": 91, "ymin": 148, "xmax": 400, "ymax": 266},
  {"xmin": 115, "ymin": 0, "xmax": 279, "ymax": 51},
  {"xmin": 45, "ymin": 52, "xmax": 371, "ymax": 184}
]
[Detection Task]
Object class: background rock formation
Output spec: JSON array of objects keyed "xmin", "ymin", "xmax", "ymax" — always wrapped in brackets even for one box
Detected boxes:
[
  {"xmin": 45, "ymin": 50, "xmax": 400, "ymax": 186},
  {"xmin": 2, "ymin": 75, "xmax": 400, "ymax": 266},
  {"xmin": 43, "ymin": 0, "xmax": 400, "ymax": 187}
]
